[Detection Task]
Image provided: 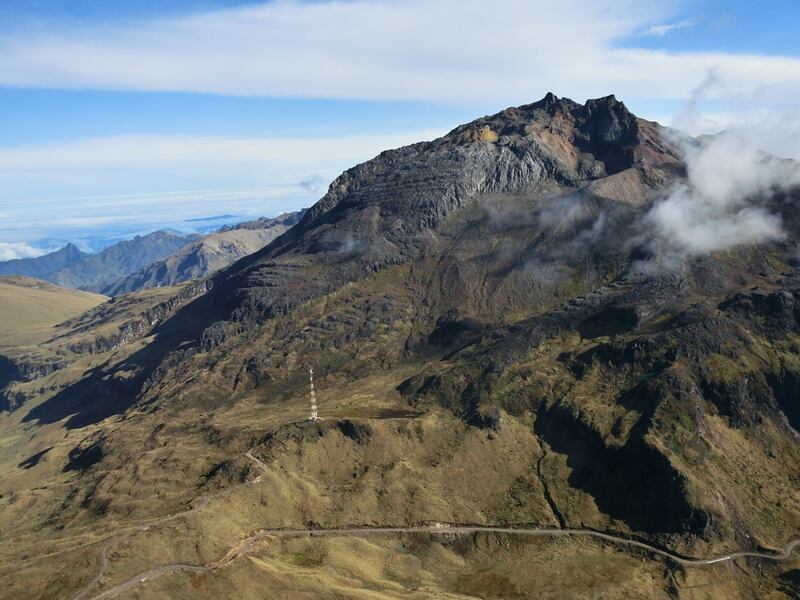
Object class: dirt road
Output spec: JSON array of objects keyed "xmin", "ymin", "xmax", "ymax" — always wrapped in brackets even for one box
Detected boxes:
[{"xmin": 72, "ymin": 446, "xmax": 800, "ymax": 600}]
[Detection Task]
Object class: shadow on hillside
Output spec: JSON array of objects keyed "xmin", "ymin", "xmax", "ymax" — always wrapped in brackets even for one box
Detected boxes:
[
  {"xmin": 0, "ymin": 354, "xmax": 21, "ymax": 411},
  {"xmin": 534, "ymin": 403, "xmax": 706, "ymax": 534},
  {"xmin": 23, "ymin": 361, "xmax": 145, "ymax": 429},
  {"xmin": 18, "ymin": 446, "xmax": 52, "ymax": 469},
  {"xmin": 22, "ymin": 292, "xmax": 221, "ymax": 429}
]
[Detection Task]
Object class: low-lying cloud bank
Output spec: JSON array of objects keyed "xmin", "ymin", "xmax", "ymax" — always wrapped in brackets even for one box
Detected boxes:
[
  {"xmin": 0, "ymin": 242, "xmax": 46, "ymax": 261},
  {"xmin": 645, "ymin": 132, "xmax": 800, "ymax": 259}
]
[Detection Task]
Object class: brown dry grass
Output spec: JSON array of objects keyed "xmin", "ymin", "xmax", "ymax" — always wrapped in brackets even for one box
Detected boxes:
[{"xmin": 0, "ymin": 276, "xmax": 106, "ymax": 347}]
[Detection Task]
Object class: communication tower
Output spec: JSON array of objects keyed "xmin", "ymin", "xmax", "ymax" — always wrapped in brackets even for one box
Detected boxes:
[{"xmin": 308, "ymin": 366, "xmax": 320, "ymax": 421}]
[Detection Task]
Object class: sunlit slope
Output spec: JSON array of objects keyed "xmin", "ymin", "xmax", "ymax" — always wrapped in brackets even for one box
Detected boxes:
[{"xmin": 0, "ymin": 277, "xmax": 107, "ymax": 347}]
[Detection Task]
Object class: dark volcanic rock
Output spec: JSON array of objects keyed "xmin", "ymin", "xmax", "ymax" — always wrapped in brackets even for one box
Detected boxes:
[
  {"xmin": 336, "ymin": 419, "xmax": 373, "ymax": 444},
  {"xmin": 577, "ymin": 305, "xmax": 640, "ymax": 338},
  {"xmin": 206, "ymin": 93, "xmax": 682, "ymax": 326},
  {"xmin": 766, "ymin": 367, "xmax": 800, "ymax": 432},
  {"xmin": 428, "ymin": 312, "xmax": 486, "ymax": 348}
]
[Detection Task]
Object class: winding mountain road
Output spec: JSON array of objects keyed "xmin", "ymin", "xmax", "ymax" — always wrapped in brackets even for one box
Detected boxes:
[
  {"xmin": 71, "ymin": 446, "xmax": 800, "ymax": 600},
  {"xmin": 71, "ymin": 447, "xmax": 270, "ymax": 600}
]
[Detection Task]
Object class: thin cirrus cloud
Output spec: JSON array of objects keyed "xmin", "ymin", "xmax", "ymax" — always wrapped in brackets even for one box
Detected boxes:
[
  {"xmin": 643, "ymin": 18, "xmax": 698, "ymax": 37},
  {"xmin": 0, "ymin": 0, "xmax": 799, "ymax": 105}
]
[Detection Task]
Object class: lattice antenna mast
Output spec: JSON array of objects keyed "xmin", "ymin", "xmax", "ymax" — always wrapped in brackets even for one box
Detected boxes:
[{"xmin": 308, "ymin": 366, "xmax": 320, "ymax": 421}]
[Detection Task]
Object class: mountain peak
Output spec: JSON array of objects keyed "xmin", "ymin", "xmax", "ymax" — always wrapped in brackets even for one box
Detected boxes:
[
  {"xmin": 62, "ymin": 243, "xmax": 86, "ymax": 256},
  {"xmin": 219, "ymin": 92, "xmax": 684, "ymax": 324},
  {"xmin": 585, "ymin": 93, "xmax": 619, "ymax": 107},
  {"xmin": 537, "ymin": 91, "xmax": 561, "ymax": 106},
  {"xmin": 444, "ymin": 93, "xmax": 645, "ymax": 154},
  {"xmin": 429, "ymin": 93, "xmax": 677, "ymax": 187},
  {"xmin": 542, "ymin": 91, "xmax": 558, "ymax": 102}
]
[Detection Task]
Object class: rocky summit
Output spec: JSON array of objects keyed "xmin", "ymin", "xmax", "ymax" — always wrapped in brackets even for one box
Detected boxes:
[{"xmin": 2, "ymin": 94, "xmax": 800, "ymax": 599}]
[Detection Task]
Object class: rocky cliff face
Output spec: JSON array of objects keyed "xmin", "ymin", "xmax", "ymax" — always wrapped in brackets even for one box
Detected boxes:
[{"xmin": 206, "ymin": 94, "xmax": 682, "ymax": 325}]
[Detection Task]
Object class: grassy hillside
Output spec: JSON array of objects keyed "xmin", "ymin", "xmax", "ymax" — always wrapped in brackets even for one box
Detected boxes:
[{"xmin": 0, "ymin": 277, "xmax": 106, "ymax": 348}]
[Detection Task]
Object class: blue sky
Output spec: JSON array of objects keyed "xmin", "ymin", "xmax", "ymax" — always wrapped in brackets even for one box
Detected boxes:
[
  {"xmin": 1, "ymin": 0, "xmax": 800, "ymax": 259},
  {"xmin": 624, "ymin": 0, "xmax": 800, "ymax": 56}
]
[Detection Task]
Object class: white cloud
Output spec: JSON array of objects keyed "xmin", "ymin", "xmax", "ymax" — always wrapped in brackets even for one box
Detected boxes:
[
  {"xmin": 0, "ymin": 0, "xmax": 797, "ymax": 107},
  {"xmin": 643, "ymin": 18, "xmax": 697, "ymax": 37},
  {"xmin": 645, "ymin": 133, "xmax": 798, "ymax": 257},
  {"xmin": 667, "ymin": 106, "xmax": 800, "ymax": 161},
  {"xmin": 647, "ymin": 186, "xmax": 784, "ymax": 255},
  {"xmin": 0, "ymin": 242, "xmax": 46, "ymax": 261},
  {"xmin": 661, "ymin": 70, "xmax": 800, "ymax": 161}
]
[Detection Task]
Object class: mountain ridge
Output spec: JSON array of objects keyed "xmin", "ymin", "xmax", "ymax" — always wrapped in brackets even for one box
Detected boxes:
[
  {"xmin": 0, "ymin": 231, "xmax": 198, "ymax": 293},
  {"xmin": 106, "ymin": 211, "xmax": 303, "ymax": 295},
  {"xmin": 0, "ymin": 243, "xmax": 88, "ymax": 281},
  {"xmin": 201, "ymin": 92, "xmax": 684, "ymax": 328}
]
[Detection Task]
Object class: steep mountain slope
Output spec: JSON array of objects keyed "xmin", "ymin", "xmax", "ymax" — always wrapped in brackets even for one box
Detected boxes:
[
  {"xmin": 106, "ymin": 211, "xmax": 303, "ymax": 295},
  {"xmin": 0, "ymin": 243, "xmax": 88, "ymax": 280},
  {"xmin": 205, "ymin": 93, "xmax": 680, "ymax": 323},
  {"xmin": 2, "ymin": 94, "xmax": 800, "ymax": 599}
]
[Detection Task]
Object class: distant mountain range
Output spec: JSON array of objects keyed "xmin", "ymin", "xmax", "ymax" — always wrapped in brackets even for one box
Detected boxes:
[
  {"xmin": 0, "ymin": 212, "xmax": 303, "ymax": 295},
  {"xmin": 106, "ymin": 211, "xmax": 303, "ymax": 295},
  {"xmin": 0, "ymin": 231, "xmax": 196, "ymax": 293}
]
